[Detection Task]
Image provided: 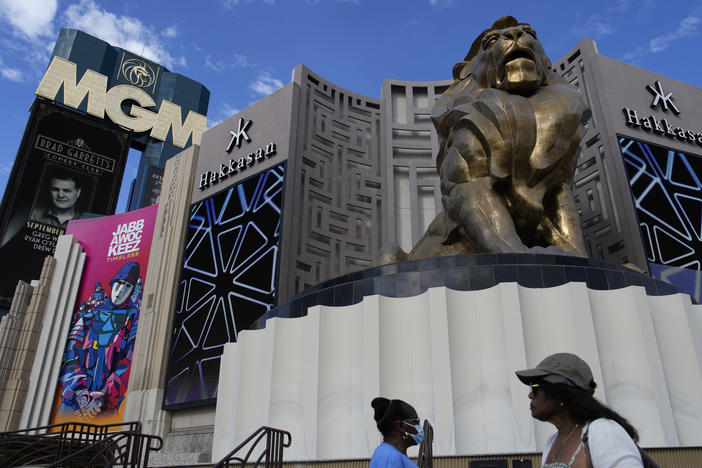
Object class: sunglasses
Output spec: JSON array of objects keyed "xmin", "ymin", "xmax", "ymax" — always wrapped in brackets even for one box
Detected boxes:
[{"xmin": 530, "ymin": 378, "xmax": 579, "ymax": 393}]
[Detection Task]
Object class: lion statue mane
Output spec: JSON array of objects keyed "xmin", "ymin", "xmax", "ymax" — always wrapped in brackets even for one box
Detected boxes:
[{"xmin": 379, "ymin": 16, "xmax": 589, "ymax": 264}]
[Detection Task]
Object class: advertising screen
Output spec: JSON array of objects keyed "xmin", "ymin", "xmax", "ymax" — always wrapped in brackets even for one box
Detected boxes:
[
  {"xmin": 49, "ymin": 204, "xmax": 158, "ymax": 425},
  {"xmin": 619, "ymin": 136, "xmax": 702, "ymax": 269},
  {"xmin": 0, "ymin": 100, "xmax": 129, "ymax": 307},
  {"xmin": 164, "ymin": 164, "xmax": 285, "ymax": 408}
]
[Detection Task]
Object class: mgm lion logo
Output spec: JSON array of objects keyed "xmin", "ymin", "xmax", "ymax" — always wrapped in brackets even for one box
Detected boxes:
[
  {"xmin": 119, "ymin": 57, "xmax": 158, "ymax": 91},
  {"xmin": 380, "ymin": 16, "xmax": 589, "ymax": 264}
]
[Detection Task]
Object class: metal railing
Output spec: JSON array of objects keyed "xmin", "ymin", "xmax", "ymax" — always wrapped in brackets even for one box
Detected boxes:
[
  {"xmin": 213, "ymin": 426, "xmax": 292, "ymax": 468},
  {"xmin": 0, "ymin": 420, "xmax": 163, "ymax": 467}
]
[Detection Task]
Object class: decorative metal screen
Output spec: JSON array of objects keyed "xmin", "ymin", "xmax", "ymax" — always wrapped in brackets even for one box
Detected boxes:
[
  {"xmin": 381, "ymin": 80, "xmax": 451, "ymax": 252},
  {"xmin": 278, "ymin": 67, "xmax": 385, "ymax": 301},
  {"xmin": 552, "ymin": 43, "xmax": 634, "ymax": 264},
  {"xmin": 164, "ymin": 163, "xmax": 285, "ymax": 407}
]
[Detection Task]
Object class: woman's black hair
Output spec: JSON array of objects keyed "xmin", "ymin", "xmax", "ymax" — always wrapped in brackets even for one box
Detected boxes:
[
  {"xmin": 371, "ymin": 397, "xmax": 417, "ymax": 437},
  {"xmin": 538, "ymin": 381, "xmax": 639, "ymax": 442}
]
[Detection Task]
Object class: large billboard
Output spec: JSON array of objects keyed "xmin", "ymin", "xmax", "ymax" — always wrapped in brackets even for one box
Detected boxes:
[
  {"xmin": 37, "ymin": 29, "xmax": 209, "ymax": 210},
  {"xmin": 49, "ymin": 204, "xmax": 157, "ymax": 425},
  {"xmin": 164, "ymin": 164, "xmax": 285, "ymax": 408},
  {"xmin": 619, "ymin": 136, "xmax": 702, "ymax": 269},
  {"xmin": 0, "ymin": 100, "xmax": 129, "ymax": 307}
]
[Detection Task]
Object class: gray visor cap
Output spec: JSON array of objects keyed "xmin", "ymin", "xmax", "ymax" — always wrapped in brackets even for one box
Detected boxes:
[{"xmin": 515, "ymin": 352, "xmax": 595, "ymax": 394}]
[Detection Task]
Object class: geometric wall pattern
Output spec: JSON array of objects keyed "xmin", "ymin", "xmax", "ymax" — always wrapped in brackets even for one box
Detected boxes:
[
  {"xmin": 551, "ymin": 45, "xmax": 635, "ymax": 265},
  {"xmin": 620, "ymin": 137, "xmax": 702, "ymax": 270},
  {"xmin": 381, "ymin": 80, "xmax": 451, "ymax": 251},
  {"xmin": 278, "ymin": 66, "xmax": 385, "ymax": 302},
  {"xmin": 164, "ymin": 164, "xmax": 285, "ymax": 407}
]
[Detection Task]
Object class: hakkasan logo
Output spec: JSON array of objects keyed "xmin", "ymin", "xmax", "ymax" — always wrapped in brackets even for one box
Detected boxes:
[
  {"xmin": 623, "ymin": 81, "xmax": 702, "ymax": 147},
  {"xmin": 198, "ymin": 118, "xmax": 278, "ymax": 191},
  {"xmin": 117, "ymin": 53, "xmax": 160, "ymax": 94}
]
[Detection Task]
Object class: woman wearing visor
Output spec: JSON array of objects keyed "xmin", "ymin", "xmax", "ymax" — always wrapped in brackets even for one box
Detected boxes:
[
  {"xmin": 516, "ymin": 353, "xmax": 644, "ymax": 468},
  {"xmin": 369, "ymin": 397, "xmax": 424, "ymax": 468}
]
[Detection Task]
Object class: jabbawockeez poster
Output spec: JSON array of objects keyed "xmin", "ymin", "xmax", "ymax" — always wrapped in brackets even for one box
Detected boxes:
[{"xmin": 49, "ymin": 204, "xmax": 157, "ymax": 425}]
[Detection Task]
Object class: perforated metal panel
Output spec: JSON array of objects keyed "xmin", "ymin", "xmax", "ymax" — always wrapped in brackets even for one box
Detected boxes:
[
  {"xmin": 278, "ymin": 66, "xmax": 386, "ymax": 301},
  {"xmin": 381, "ymin": 80, "xmax": 451, "ymax": 252},
  {"xmin": 552, "ymin": 39, "xmax": 646, "ymax": 267}
]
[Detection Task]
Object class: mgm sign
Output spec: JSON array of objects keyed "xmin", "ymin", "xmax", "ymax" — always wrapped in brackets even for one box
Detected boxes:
[
  {"xmin": 36, "ymin": 57, "xmax": 207, "ymax": 149},
  {"xmin": 0, "ymin": 28, "xmax": 210, "ymax": 307}
]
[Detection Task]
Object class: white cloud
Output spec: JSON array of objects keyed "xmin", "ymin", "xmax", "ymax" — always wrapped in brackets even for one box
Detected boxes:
[
  {"xmin": 0, "ymin": 0, "xmax": 57, "ymax": 41},
  {"xmin": 205, "ymin": 56, "xmax": 225, "ymax": 73},
  {"xmin": 1, "ymin": 67, "xmax": 22, "ymax": 82},
  {"xmin": 162, "ymin": 25, "xmax": 178, "ymax": 39},
  {"xmin": 0, "ymin": 55, "xmax": 23, "ymax": 82},
  {"xmin": 606, "ymin": 0, "xmax": 631, "ymax": 11},
  {"xmin": 607, "ymin": 0, "xmax": 655, "ymax": 12},
  {"xmin": 649, "ymin": 16, "xmax": 701, "ymax": 53},
  {"xmin": 206, "ymin": 53, "xmax": 254, "ymax": 73},
  {"xmin": 222, "ymin": 103, "xmax": 241, "ymax": 116},
  {"xmin": 63, "ymin": 0, "xmax": 186, "ymax": 69},
  {"xmin": 572, "ymin": 15, "xmax": 615, "ymax": 39},
  {"xmin": 429, "ymin": 0, "xmax": 453, "ymax": 6},
  {"xmin": 305, "ymin": 0, "xmax": 361, "ymax": 4},
  {"xmin": 220, "ymin": 0, "xmax": 275, "ymax": 9},
  {"xmin": 0, "ymin": 161, "xmax": 11, "ymax": 176},
  {"xmin": 208, "ymin": 103, "xmax": 242, "ymax": 128},
  {"xmin": 233, "ymin": 54, "xmax": 254, "ymax": 69},
  {"xmin": 250, "ymin": 72, "xmax": 284, "ymax": 96},
  {"xmin": 620, "ymin": 46, "xmax": 645, "ymax": 66}
]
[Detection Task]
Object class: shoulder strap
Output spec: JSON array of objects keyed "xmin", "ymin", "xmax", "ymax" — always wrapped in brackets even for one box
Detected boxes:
[
  {"xmin": 637, "ymin": 445, "xmax": 660, "ymax": 468},
  {"xmin": 581, "ymin": 422, "xmax": 593, "ymax": 468}
]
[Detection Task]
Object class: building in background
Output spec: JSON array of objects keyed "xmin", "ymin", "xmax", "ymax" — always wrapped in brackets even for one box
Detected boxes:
[
  {"xmin": 554, "ymin": 38, "xmax": 702, "ymax": 300},
  {"xmin": 0, "ymin": 29, "xmax": 209, "ymax": 310}
]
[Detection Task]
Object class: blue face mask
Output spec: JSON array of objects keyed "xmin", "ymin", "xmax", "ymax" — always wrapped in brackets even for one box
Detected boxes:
[{"xmin": 403, "ymin": 421, "xmax": 424, "ymax": 446}]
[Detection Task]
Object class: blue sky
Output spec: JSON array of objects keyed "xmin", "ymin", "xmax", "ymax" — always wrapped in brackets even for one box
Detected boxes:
[{"xmin": 1, "ymin": 0, "xmax": 701, "ymax": 212}]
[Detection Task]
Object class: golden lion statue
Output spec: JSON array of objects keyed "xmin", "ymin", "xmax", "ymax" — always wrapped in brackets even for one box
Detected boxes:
[{"xmin": 379, "ymin": 16, "xmax": 589, "ymax": 264}]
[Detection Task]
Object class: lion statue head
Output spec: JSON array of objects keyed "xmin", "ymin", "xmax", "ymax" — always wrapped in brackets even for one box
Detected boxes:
[{"xmin": 451, "ymin": 16, "xmax": 554, "ymax": 95}]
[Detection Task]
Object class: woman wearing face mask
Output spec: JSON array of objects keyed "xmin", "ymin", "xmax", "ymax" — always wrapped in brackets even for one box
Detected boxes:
[
  {"xmin": 516, "ymin": 353, "xmax": 645, "ymax": 468},
  {"xmin": 369, "ymin": 397, "xmax": 424, "ymax": 468}
]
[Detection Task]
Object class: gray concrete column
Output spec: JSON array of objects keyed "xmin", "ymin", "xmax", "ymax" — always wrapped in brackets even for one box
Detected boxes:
[
  {"xmin": 123, "ymin": 145, "xmax": 199, "ymax": 438},
  {"xmin": 0, "ymin": 279, "xmax": 36, "ymax": 430},
  {"xmin": 20, "ymin": 235, "xmax": 85, "ymax": 429}
]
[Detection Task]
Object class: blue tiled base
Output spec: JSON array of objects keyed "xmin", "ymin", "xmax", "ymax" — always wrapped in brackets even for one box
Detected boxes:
[{"xmin": 255, "ymin": 254, "xmax": 687, "ymax": 328}]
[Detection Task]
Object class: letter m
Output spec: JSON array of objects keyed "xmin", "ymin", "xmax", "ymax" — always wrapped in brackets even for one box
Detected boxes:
[
  {"xmin": 151, "ymin": 101, "xmax": 207, "ymax": 148},
  {"xmin": 35, "ymin": 57, "xmax": 108, "ymax": 118}
]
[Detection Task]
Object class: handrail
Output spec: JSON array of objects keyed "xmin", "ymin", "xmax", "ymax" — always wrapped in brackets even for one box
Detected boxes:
[
  {"xmin": 213, "ymin": 426, "xmax": 292, "ymax": 468},
  {"xmin": 0, "ymin": 420, "xmax": 162, "ymax": 468},
  {"xmin": 50, "ymin": 430, "xmax": 163, "ymax": 467}
]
